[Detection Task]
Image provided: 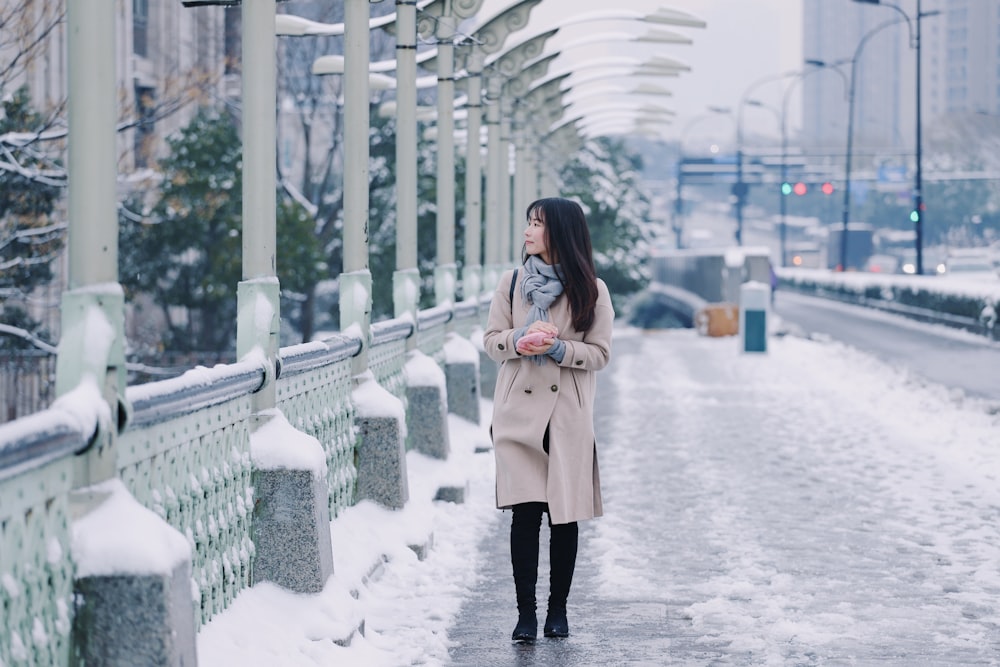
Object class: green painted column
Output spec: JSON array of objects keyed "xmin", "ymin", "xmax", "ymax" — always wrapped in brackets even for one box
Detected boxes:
[
  {"xmin": 58, "ymin": 0, "xmax": 126, "ymax": 486},
  {"xmin": 393, "ymin": 0, "xmax": 421, "ymax": 324},
  {"xmin": 342, "ymin": 0, "xmax": 373, "ymax": 373},
  {"xmin": 237, "ymin": 0, "xmax": 280, "ymax": 413}
]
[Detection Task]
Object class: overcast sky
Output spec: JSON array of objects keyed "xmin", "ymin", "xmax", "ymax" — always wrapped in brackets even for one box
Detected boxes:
[{"xmin": 660, "ymin": 0, "xmax": 804, "ymax": 144}]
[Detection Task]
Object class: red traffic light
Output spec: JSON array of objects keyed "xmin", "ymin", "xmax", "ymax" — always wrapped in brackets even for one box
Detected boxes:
[
  {"xmin": 793, "ymin": 182, "xmax": 807, "ymax": 196},
  {"xmin": 821, "ymin": 182, "xmax": 834, "ymax": 195}
]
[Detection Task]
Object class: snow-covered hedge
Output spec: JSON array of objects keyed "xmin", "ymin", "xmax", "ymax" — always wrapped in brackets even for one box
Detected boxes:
[{"xmin": 777, "ymin": 268, "xmax": 1000, "ymax": 340}]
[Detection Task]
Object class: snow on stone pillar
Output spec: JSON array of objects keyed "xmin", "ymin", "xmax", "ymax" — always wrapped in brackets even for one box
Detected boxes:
[
  {"xmin": 403, "ymin": 350, "xmax": 450, "ymax": 460},
  {"xmin": 250, "ymin": 411, "xmax": 335, "ymax": 593},
  {"xmin": 352, "ymin": 372, "xmax": 409, "ymax": 509},
  {"xmin": 444, "ymin": 332, "xmax": 480, "ymax": 424},
  {"xmin": 71, "ymin": 481, "xmax": 197, "ymax": 666}
]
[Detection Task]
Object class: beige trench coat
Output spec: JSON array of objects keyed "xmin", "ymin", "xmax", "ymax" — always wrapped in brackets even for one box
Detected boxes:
[{"xmin": 483, "ymin": 268, "xmax": 614, "ymax": 525}]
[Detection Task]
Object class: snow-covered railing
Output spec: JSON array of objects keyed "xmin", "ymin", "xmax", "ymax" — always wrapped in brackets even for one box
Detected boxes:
[
  {"xmin": 119, "ymin": 359, "xmax": 267, "ymax": 627},
  {"xmin": 369, "ymin": 317, "xmax": 415, "ymax": 405},
  {"xmin": 277, "ymin": 332, "xmax": 363, "ymax": 521},
  {"xmin": 0, "ymin": 408, "xmax": 85, "ymax": 665},
  {"xmin": 0, "ymin": 407, "xmax": 89, "ymax": 481},
  {"xmin": 452, "ymin": 297, "xmax": 484, "ymax": 338},
  {"xmin": 416, "ymin": 303, "xmax": 453, "ymax": 365},
  {"xmin": 779, "ymin": 269, "xmax": 1000, "ymax": 341},
  {"xmin": 0, "ymin": 297, "xmax": 490, "ymax": 657}
]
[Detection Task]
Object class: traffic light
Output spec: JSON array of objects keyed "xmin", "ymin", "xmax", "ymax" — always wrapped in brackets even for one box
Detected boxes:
[
  {"xmin": 793, "ymin": 182, "xmax": 807, "ymax": 196},
  {"xmin": 781, "ymin": 182, "xmax": 792, "ymax": 196},
  {"xmin": 821, "ymin": 182, "xmax": 834, "ymax": 195},
  {"xmin": 910, "ymin": 209, "xmax": 920, "ymax": 223}
]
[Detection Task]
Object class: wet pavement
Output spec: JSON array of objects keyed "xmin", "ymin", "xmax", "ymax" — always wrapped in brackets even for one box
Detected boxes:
[{"xmin": 447, "ymin": 328, "xmax": 1000, "ymax": 666}]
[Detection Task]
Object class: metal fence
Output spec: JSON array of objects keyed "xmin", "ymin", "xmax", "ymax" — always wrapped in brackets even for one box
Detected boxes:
[{"xmin": 0, "ymin": 298, "xmax": 487, "ymax": 663}]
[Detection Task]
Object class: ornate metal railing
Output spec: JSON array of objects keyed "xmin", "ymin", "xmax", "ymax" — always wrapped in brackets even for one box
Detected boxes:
[{"xmin": 0, "ymin": 298, "xmax": 488, "ymax": 659}]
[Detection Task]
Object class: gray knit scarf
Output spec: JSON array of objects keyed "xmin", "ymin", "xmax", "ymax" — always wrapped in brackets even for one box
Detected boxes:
[{"xmin": 520, "ymin": 254, "xmax": 565, "ymax": 330}]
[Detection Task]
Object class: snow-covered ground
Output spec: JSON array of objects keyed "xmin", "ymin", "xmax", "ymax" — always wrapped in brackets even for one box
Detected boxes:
[{"xmin": 196, "ymin": 322, "xmax": 1000, "ymax": 666}]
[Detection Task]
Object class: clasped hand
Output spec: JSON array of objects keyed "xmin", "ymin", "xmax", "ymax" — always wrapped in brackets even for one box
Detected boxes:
[{"xmin": 516, "ymin": 322, "xmax": 559, "ymax": 355}]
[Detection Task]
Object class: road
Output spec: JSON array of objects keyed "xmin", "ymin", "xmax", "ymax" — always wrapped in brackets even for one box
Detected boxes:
[{"xmin": 773, "ymin": 290, "xmax": 1000, "ymax": 401}]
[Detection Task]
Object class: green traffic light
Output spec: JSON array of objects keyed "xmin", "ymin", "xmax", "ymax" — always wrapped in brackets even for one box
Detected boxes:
[
  {"xmin": 910, "ymin": 210, "xmax": 920, "ymax": 222},
  {"xmin": 781, "ymin": 182, "xmax": 792, "ymax": 196}
]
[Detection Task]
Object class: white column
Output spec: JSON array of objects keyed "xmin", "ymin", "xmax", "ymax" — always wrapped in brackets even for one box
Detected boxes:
[
  {"xmin": 59, "ymin": 0, "xmax": 125, "ymax": 485},
  {"xmin": 499, "ymin": 97, "xmax": 514, "ymax": 265},
  {"xmin": 342, "ymin": 0, "xmax": 373, "ymax": 372},
  {"xmin": 512, "ymin": 104, "xmax": 529, "ymax": 234},
  {"xmin": 393, "ymin": 0, "xmax": 420, "ymax": 321},
  {"xmin": 463, "ymin": 53, "xmax": 485, "ymax": 300},
  {"xmin": 433, "ymin": 16, "xmax": 457, "ymax": 305},
  {"xmin": 483, "ymin": 72, "xmax": 503, "ymax": 290},
  {"xmin": 237, "ymin": 0, "xmax": 280, "ymax": 412}
]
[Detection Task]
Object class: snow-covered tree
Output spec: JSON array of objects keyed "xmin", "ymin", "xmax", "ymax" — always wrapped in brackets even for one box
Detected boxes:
[
  {"xmin": 559, "ymin": 137, "xmax": 659, "ymax": 312},
  {"xmin": 119, "ymin": 107, "xmax": 324, "ymax": 356},
  {"xmin": 0, "ymin": 86, "xmax": 63, "ymax": 350}
]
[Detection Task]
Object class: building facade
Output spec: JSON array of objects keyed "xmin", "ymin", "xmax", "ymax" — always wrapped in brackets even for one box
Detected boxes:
[{"xmin": 800, "ymin": 0, "xmax": 1000, "ymax": 153}]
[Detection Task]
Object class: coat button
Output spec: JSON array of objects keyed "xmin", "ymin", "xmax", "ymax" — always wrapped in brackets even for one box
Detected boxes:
[
  {"xmin": 574, "ymin": 360, "xmax": 583, "ymax": 366},
  {"xmin": 550, "ymin": 384, "xmax": 558, "ymax": 392},
  {"xmin": 498, "ymin": 343, "xmax": 505, "ymax": 350}
]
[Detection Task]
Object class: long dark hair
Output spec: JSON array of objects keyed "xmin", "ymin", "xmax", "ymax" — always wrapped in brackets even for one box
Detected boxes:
[{"xmin": 522, "ymin": 197, "xmax": 599, "ymax": 332}]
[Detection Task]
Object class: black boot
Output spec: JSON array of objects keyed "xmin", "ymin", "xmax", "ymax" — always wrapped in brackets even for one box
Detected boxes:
[
  {"xmin": 510, "ymin": 503, "xmax": 544, "ymax": 642},
  {"xmin": 544, "ymin": 520, "xmax": 578, "ymax": 638}
]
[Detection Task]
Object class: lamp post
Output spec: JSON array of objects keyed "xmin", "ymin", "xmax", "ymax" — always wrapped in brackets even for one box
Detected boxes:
[
  {"xmin": 838, "ymin": 16, "xmax": 907, "ymax": 272},
  {"xmin": 476, "ymin": 7, "xmax": 704, "ymax": 272},
  {"xmin": 394, "ymin": 0, "xmax": 420, "ymax": 321},
  {"xmin": 454, "ymin": 0, "xmax": 547, "ymax": 290},
  {"xmin": 60, "ymin": 0, "xmax": 126, "ymax": 485},
  {"xmin": 416, "ymin": 0, "xmax": 489, "ymax": 307},
  {"xmin": 734, "ymin": 69, "xmax": 805, "ymax": 246},
  {"xmin": 852, "ymin": 0, "xmax": 940, "ymax": 274},
  {"xmin": 276, "ymin": 3, "xmax": 386, "ymax": 370},
  {"xmin": 673, "ymin": 106, "xmax": 733, "ymax": 249},
  {"xmin": 779, "ymin": 60, "xmax": 848, "ymax": 267}
]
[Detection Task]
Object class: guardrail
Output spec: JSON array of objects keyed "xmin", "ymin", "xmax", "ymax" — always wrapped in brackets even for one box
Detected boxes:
[
  {"xmin": 0, "ymin": 298, "xmax": 489, "ymax": 664},
  {"xmin": 777, "ymin": 268, "xmax": 1000, "ymax": 340}
]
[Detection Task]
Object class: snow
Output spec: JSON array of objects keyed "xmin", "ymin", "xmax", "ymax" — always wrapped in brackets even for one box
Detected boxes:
[
  {"xmin": 17, "ymin": 300, "xmax": 997, "ymax": 663},
  {"xmin": 352, "ymin": 370, "xmax": 406, "ymax": 426},
  {"xmin": 197, "ymin": 412, "xmax": 496, "ymax": 666},
  {"xmin": 47, "ymin": 377, "xmax": 107, "ymax": 441},
  {"xmin": 443, "ymin": 331, "xmax": 479, "ymax": 365},
  {"xmin": 250, "ymin": 409, "xmax": 328, "ymax": 476},
  {"xmin": 71, "ymin": 478, "xmax": 191, "ymax": 578},
  {"xmin": 783, "ymin": 267, "xmax": 1000, "ymax": 301},
  {"xmin": 192, "ymin": 321, "xmax": 999, "ymax": 665},
  {"xmin": 402, "ymin": 349, "xmax": 446, "ymax": 390}
]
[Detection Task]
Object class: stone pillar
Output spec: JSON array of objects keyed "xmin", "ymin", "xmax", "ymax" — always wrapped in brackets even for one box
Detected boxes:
[
  {"xmin": 71, "ymin": 481, "xmax": 197, "ymax": 667},
  {"xmin": 250, "ymin": 412, "xmax": 334, "ymax": 593},
  {"xmin": 352, "ymin": 372, "xmax": 409, "ymax": 509},
  {"xmin": 444, "ymin": 332, "xmax": 480, "ymax": 424},
  {"xmin": 404, "ymin": 350, "xmax": 450, "ymax": 460}
]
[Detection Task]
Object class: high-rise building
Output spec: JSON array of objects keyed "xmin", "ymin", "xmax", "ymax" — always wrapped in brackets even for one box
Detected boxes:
[{"xmin": 800, "ymin": 0, "xmax": 1000, "ymax": 153}]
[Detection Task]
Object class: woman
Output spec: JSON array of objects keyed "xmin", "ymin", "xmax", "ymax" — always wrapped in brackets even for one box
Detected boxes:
[{"xmin": 483, "ymin": 197, "xmax": 614, "ymax": 642}]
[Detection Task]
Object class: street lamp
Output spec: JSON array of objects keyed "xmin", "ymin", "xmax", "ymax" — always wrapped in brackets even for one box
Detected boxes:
[
  {"xmin": 734, "ymin": 69, "xmax": 808, "ymax": 246},
  {"xmin": 853, "ymin": 0, "xmax": 940, "ymax": 274},
  {"xmin": 673, "ymin": 106, "xmax": 734, "ymax": 249},
  {"xmin": 837, "ymin": 16, "xmax": 907, "ymax": 272},
  {"xmin": 777, "ymin": 60, "xmax": 846, "ymax": 267}
]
